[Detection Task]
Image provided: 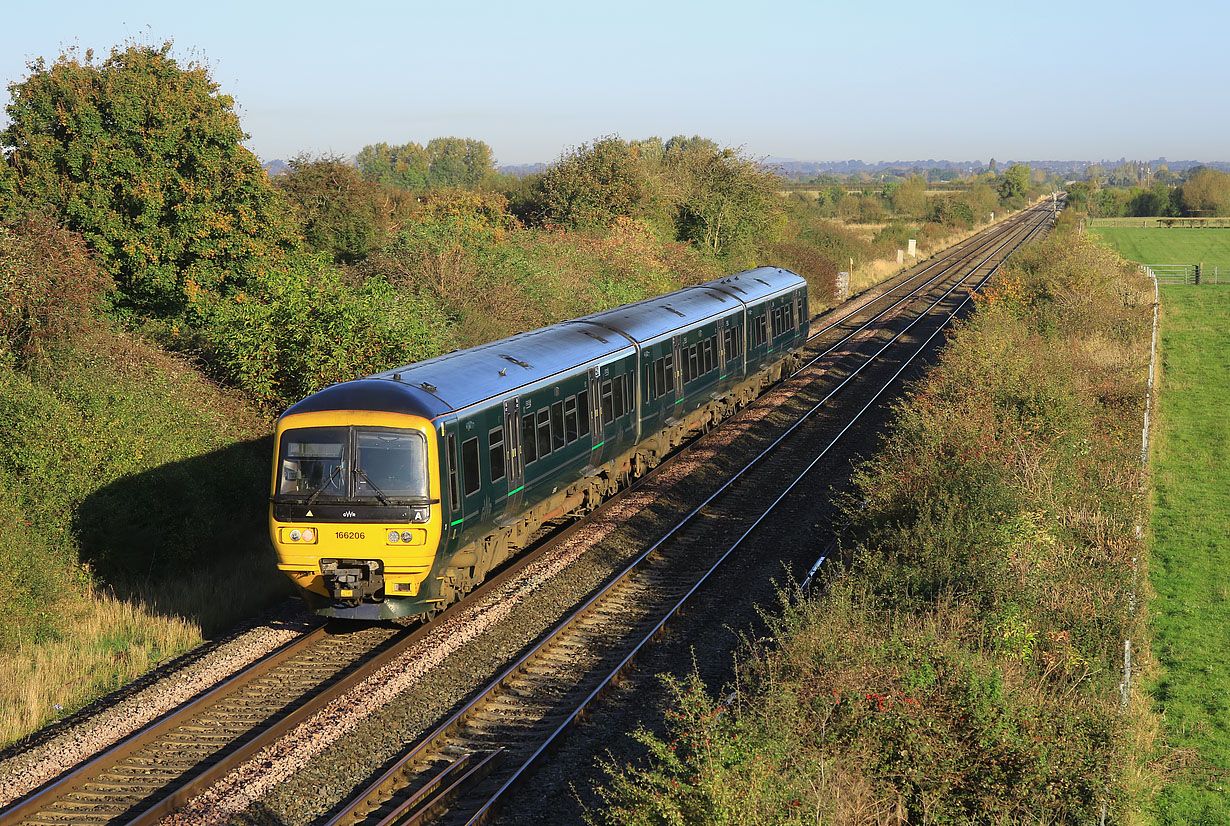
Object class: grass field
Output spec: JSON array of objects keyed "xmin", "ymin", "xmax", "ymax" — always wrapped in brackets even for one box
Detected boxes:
[
  {"xmin": 1147, "ymin": 285, "xmax": 1230, "ymax": 822},
  {"xmin": 1092, "ymin": 227, "xmax": 1230, "ymax": 270}
]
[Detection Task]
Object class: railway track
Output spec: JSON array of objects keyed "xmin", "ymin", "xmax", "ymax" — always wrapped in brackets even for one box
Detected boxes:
[
  {"xmin": 318, "ymin": 202, "xmax": 1056, "ymax": 826},
  {"xmin": 0, "ymin": 201, "xmax": 1054, "ymax": 826}
]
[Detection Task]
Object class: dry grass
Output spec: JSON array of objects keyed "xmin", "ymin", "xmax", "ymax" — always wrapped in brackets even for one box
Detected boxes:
[
  {"xmin": 0, "ymin": 588, "xmax": 201, "ymax": 746},
  {"xmin": 846, "ymin": 217, "xmax": 1002, "ymax": 297}
]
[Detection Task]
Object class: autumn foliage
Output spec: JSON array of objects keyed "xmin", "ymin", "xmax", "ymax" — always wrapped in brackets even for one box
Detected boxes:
[{"xmin": 1, "ymin": 42, "xmax": 297, "ymax": 318}]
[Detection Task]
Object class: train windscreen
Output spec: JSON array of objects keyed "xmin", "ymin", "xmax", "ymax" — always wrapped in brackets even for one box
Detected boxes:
[
  {"xmin": 278, "ymin": 427, "xmax": 347, "ymax": 498},
  {"xmin": 354, "ymin": 429, "xmax": 429, "ymax": 500}
]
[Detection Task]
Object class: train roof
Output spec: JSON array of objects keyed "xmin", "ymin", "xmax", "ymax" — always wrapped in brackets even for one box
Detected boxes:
[
  {"xmin": 574, "ymin": 286, "xmax": 740, "ymax": 344},
  {"xmin": 283, "ymin": 321, "xmax": 634, "ymax": 422},
  {"xmin": 699, "ymin": 267, "xmax": 807, "ymax": 301},
  {"xmin": 280, "ymin": 268, "xmax": 806, "ymax": 423}
]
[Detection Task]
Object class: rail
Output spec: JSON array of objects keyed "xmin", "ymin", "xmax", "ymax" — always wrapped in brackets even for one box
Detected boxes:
[{"xmin": 325, "ymin": 201, "xmax": 1053, "ymax": 826}]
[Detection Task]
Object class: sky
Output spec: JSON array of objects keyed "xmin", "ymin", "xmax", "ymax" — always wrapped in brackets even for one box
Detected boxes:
[{"xmin": 2, "ymin": 0, "xmax": 1227, "ymax": 167}]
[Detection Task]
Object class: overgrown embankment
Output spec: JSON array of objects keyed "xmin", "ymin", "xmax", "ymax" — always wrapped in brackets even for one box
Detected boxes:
[
  {"xmin": 589, "ymin": 229, "xmax": 1157, "ymax": 823},
  {"xmin": 0, "ymin": 219, "xmax": 285, "ymax": 746}
]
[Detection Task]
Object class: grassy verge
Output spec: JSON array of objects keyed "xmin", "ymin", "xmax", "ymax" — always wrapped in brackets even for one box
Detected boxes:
[
  {"xmin": 1091, "ymin": 227, "xmax": 1230, "ymax": 270},
  {"xmin": 1145, "ymin": 285, "xmax": 1230, "ymax": 822},
  {"xmin": 589, "ymin": 229, "xmax": 1158, "ymax": 823},
  {"xmin": 0, "ymin": 327, "xmax": 287, "ymax": 747}
]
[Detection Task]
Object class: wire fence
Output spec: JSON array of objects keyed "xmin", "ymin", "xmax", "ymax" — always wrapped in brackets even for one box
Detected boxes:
[
  {"xmin": 1089, "ymin": 217, "xmax": 1230, "ymax": 228},
  {"xmin": 1141, "ymin": 263, "xmax": 1227, "ymax": 284},
  {"xmin": 1121, "ymin": 265, "xmax": 1158, "ymax": 709}
]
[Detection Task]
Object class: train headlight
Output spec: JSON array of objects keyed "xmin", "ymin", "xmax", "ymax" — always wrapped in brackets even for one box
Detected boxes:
[
  {"xmin": 387, "ymin": 530, "xmax": 401, "ymax": 544},
  {"xmin": 401, "ymin": 531, "xmax": 414, "ymax": 543},
  {"xmin": 279, "ymin": 527, "xmax": 318, "ymax": 544}
]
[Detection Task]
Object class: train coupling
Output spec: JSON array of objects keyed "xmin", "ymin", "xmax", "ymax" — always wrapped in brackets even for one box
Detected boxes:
[{"xmin": 319, "ymin": 558, "xmax": 384, "ymax": 601}]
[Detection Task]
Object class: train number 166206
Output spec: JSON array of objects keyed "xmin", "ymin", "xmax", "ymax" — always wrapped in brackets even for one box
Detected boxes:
[{"xmin": 335, "ymin": 531, "xmax": 366, "ymax": 540}]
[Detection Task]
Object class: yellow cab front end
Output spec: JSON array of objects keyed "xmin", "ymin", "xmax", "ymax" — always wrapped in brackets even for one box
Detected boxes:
[{"xmin": 269, "ymin": 409, "xmax": 444, "ymax": 620}]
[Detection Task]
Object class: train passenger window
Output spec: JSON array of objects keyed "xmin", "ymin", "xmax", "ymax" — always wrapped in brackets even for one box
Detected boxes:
[
  {"xmin": 652, "ymin": 357, "xmax": 665, "ymax": 399},
  {"xmin": 489, "ymin": 426, "xmax": 505, "ymax": 483},
  {"xmin": 612, "ymin": 375, "xmax": 627, "ymax": 419},
  {"xmin": 685, "ymin": 344, "xmax": 699, "ymax": 383},
  {"xmin": 701, "ymin": 338, "xmax": 715, "ymax": 375},
  {"xmin": 771, "ymin": 304, "xmax": 795, "ymax": 339},
  {"xmin": 663, "ymin": 353, "xmax": 674, "ymax": 393},
  {"xmin": 564, "ymin": 397, "xmax": 579, "ymax": 443},
  {"xmin": 447, "ymin": 432, "xmax": 460, "ymax": 510},
  {"xmin": 522, "ymin": 413, "xmax": 537, "ymax": 464},
  {"xmin": 461, "ymin": 437, "xmax": 480, "ymax": 496},
  {"xmin": 753, "ymin": 314, "xmax": 767, "ymax": 347},
  {"xmin": 536, "ymin": 409, "xmax": 551, "ymax": 458},
  {"xmin": 577, "ymin": 390, "xmax": 591, "ymax": 438},
  {"xmin": 551, "ymin": 401, "xmax": 565, "ymax": 449},
  {"xmin": 601, "ymin": 380, "xmax": 614, "ymax": 425},
  {"xmin": 724, "ymin": 325, "xmax": 744, "ymax": 362}
]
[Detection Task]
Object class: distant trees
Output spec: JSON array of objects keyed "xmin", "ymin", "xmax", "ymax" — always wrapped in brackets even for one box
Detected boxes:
[
  {"xmin": 890, "ymin": 175, "xmax": 927, "ymax": 217},
  {"xmin": 1178, "ymin": 168, "xmax": 1230, "ymax": 216},
  {"xmin": 1, "ymin": 42, "xmax": 296, "ymax": 318},
  {"xmin": 1069, "ymin": 168, "xmax": 1229, "ymax": 218},
  {"xmin": 997, "ymin": 164, "xmax": 1031, "ymax": 203},
  {"xmin": 356, "ymin": 137, "xmax": 496, "ymax": 191},
  {"xmin": 274, "ymin": 155, "xmax": 414, "ymax": 263}
]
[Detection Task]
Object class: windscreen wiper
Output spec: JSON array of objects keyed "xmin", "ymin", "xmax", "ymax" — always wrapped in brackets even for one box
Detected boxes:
[
  {"xmin": 305, "ymin": 464, "xmax": 344, "ymax": 506},
  {"xmin": 353, "ymin": 467, "xmax": 391, "ymax": 506}
]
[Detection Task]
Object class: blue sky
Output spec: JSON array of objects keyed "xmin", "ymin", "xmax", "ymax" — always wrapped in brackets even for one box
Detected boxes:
[{"xmin": 3, "ymin": 0, "xmax": 1226, "ymax": 166}]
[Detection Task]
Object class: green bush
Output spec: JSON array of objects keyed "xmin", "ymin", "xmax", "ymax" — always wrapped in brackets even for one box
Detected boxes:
[
  {"xmin": 0, "ymin": 216, "xmax": 113, "ymax": 369},
  {"xmin": 205, "ymin": 253, "xmax": 456, "ymax": 409}
]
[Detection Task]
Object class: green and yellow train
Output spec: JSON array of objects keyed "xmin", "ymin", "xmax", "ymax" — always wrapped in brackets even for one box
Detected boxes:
[{"xmin": 269, "ymin": 268, "xmax": 809, "ymax": 619}]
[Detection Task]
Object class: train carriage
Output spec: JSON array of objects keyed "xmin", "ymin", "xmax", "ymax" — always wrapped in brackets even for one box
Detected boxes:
[{"xmin": 269, "ymin": 268, "xmax": 809, "ymax": 619}]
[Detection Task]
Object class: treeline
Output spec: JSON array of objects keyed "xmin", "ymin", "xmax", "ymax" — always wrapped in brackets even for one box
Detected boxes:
[
  {"xmin": 2, "ymin": 41, "xmax": 1045, "ymax": 415},
  {"xmin": 1066, "ymin": 167, "xmax": 1230, "ymax": 218}
]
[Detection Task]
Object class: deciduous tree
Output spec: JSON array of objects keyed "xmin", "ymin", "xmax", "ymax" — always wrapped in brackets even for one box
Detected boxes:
[
  {"xmin": 539, "ymin": 136, "xmax": 647, "ymax": 230},
  {"xmin": 663, "ymin": 137, "xmax": 781, "ymax": 258},
  {"xmin": 1179, "ymin": 168, "xmax": 1230, "ymax": 216},
  {"xmin": 1, "ymin": 42, "xmax": 296, "ymax": 318},
  {"xmin": 275, "ymin": 154, "xmax": 411, "ymax": 263}
]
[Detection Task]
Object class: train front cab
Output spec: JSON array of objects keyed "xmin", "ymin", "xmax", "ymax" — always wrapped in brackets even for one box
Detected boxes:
[{"xmin": 269, "ymin": 407, "xmax": 446, "ymax": 619}]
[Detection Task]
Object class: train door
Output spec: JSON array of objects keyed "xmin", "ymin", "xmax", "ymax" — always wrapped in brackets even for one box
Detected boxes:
[
  {"xmin": 452, "ymin": 418, "xmax": 485, "ymax": 532},
  {"xmin": 588, "ymin": 366, "xmax": 603, "ymax": 464},
  {"xmin": 442, "ymin": 420, "xmax": 464, "ymax": 547},
  {"xmin": 717, "ymin": 318, "xmax": 728, "ymax": 381},
  {"xmin": 671, "ymin": 335, "xmax": 683, "ymax": 399},
  {"xmin": 503, "ymin": 397, "xmax": 524, "ymax": 511}
]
